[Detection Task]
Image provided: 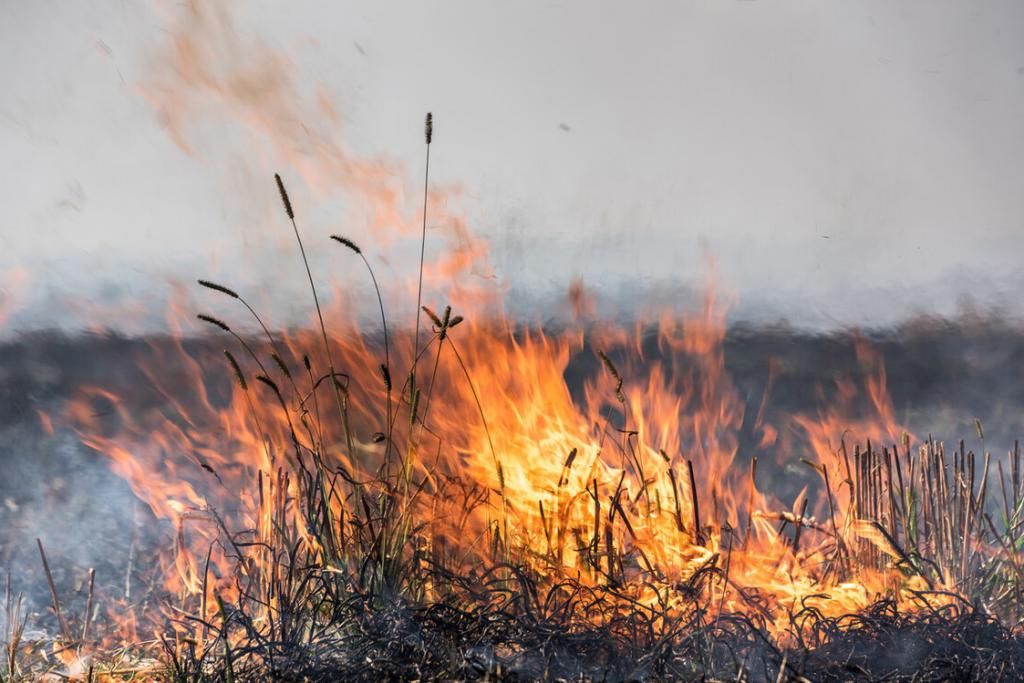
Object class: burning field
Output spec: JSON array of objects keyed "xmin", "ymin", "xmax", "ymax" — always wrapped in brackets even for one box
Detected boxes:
[
  {"xmin": 5, "ymin": 244, "xmax": 1024, "ymax": 681},
  {"xmin": 5, "ymin": 2, "xmax": 1024, "ymax": 681},
  {"xmin": 4, "ymin": 174, "xmax": 1024, "ymax": 682}
]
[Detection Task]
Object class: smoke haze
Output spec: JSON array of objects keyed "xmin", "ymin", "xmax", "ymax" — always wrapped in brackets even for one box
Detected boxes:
[{"xmin": 2, "ymin": 1, "xmax": 1023, "ymax": 332}]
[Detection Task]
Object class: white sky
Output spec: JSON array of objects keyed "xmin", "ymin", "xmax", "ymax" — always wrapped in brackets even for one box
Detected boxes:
[{"xmin": 2, "ymin": 1, "xmax": 1023, "ymax": 331}]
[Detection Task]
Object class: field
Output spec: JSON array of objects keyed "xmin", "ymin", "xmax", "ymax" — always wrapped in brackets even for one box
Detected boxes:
[{"xmin": 3, "ymin": 311, "xmax": 1024, "ymax": 680}]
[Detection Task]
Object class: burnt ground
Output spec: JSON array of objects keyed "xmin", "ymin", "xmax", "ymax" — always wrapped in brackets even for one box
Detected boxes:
[{"xmin": 1, "ymin": 316, "xmax": 1024, "ymax": 680}]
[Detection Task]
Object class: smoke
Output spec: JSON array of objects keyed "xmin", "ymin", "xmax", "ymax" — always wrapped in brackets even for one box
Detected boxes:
[{"xmin": 4, "ymin": 1, "xmax": 1024, "ymax": 336}]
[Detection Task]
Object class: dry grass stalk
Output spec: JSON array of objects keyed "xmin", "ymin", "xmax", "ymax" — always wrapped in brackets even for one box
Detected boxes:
[{"xmin": 36, "ymin": 539, "xmax": 70, "ymax": 644}]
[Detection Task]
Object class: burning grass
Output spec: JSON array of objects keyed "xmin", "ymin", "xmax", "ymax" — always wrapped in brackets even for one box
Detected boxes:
[{"xmin": 5, "ymin": 141, "xmax": 1024, "ymax": 681}]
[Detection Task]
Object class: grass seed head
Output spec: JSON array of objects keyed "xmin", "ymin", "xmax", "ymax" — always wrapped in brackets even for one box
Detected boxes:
[
  {"xmin": 255, "ymin": 375, "xmax": 284, "ymax": 403},
  {"xmin": 597, "ymin": 349, "xmax": 625, "ymax": 403},
  {"xmin": 274, "ymin": 173, "xmax": 295, "ymax": 220},
  {"xmin": 224, "ymin": 350, "xmax": 247, "ymax": 390},
  {"xmin": 422, "ymin": 306, "xmax": 442, "ymax": 328},
  {"xmin": 271, "ymin": 353, "xmax": 292, "ymax": 379},
  {"xmin": 198, "ymin": 280, "xmax": 240, "ymax": 299},
  {"xmin": 330, "ymin": 235, "xmax": 362, "ymax": 254},
  {"xmin": 198, "ymin": 314, "xmax": 231, "ymax": 333},
  {"xmin": 410, "ymin": 387, "xmax": 421, "ymax": 426}
]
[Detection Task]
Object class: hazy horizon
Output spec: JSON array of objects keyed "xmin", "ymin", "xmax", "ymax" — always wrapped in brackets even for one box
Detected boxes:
[{"xmin": 3, "ymin": 1, "xmax": 1023, "ymax": 334}]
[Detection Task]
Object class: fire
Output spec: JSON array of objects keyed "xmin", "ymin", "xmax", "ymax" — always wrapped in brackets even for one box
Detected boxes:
[
  {"xmin": 12, "ymin": 3, "xmax": 1008, "ymax": 678},
  {"xmin": 64, "ymin": 273, "xmax": 953, "ymax": 656}
]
